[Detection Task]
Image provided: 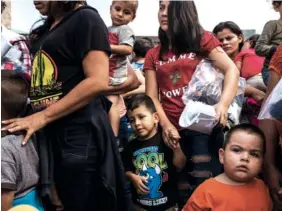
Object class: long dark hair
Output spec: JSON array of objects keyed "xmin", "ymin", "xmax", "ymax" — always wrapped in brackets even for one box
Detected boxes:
[
  {"xmin": 213, "ymin": 21, "xmax": 244, "ymax": 51},
  {"xmin": 159, "ymin": 1, "xmax": 203, "ymax": 60},
  {"xmin": 29, "ymin": 1, "xmax": 87, "ymax": 46}
]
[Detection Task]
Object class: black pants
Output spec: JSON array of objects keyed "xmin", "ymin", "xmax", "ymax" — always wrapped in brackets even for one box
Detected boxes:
[
  {"xmin": 177, "ymin": 126, "xmax": 223, "ymax": 209},
  {"xmin": 51, "ymin": 120, "xmax": 101, "ymax": 211}
]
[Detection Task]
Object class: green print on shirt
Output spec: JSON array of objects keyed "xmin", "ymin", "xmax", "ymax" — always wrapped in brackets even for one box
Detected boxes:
[{"xmin": 169, "ymin": 65, "xmax": 181, "ymax": 85}]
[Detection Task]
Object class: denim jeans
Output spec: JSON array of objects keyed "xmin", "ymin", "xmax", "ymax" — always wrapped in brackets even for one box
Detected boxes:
[
  {"xmin": 50, "ymin": 120, "xmax": 101, "ymax": 211},
  {"xmin": 261, "ymin": 66, "xmax": 269, "ymax": 86},
  {"xmin": 177, "ymin": 126, "xmax": 223, "ymax": 209}
]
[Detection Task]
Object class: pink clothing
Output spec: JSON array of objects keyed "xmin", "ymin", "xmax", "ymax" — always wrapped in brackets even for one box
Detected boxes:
[{"xmin": 234, "ymin": 49, "xmax": 264, "ymax": 79}]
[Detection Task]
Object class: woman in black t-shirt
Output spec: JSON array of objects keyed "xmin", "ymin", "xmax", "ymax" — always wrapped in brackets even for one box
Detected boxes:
[{"xmin": 2, "ymin": 1, "xmax": 139, "ymax": 211}]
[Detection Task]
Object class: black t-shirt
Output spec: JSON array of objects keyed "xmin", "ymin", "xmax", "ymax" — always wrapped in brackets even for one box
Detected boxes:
[
  {"xmin": 30, "ymin": 6, "xmax": 111, "ymax": 120},
  {"xmin": 122, "ymin": 132, "xmax": 178, "ymax": 211}
]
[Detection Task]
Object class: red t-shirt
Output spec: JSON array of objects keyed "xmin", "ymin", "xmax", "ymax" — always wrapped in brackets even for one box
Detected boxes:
[
  {"xmin": 234, "ymin": 49, "xmax": 264, "ymax": 79},
  {"xmin": 143, "ymin": 31, "xmax": 221, "ymax": 129}
]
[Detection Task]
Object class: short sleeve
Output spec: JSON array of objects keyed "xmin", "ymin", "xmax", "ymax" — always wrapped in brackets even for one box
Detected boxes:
[
  {"xmin": 118, "ymin": 25, "xmax": 135, "ymax": 47},
  {"xmin": 74, "ymin": 8, "xmax": 111, "ymax": 61},
  {"xmin": 269, "ymin": 44, "xmax": 282, "ymax": 76},
  {"xmin": 1, "ymin": 147, "xmax": 17, "ymax": 190},
  {"xmin": 143, "ymin": 47, "xmax": 158, "ymax": 72},
  {"xmin": 200, "ymin": 31, "xmax": 221, "ymax": 54}
]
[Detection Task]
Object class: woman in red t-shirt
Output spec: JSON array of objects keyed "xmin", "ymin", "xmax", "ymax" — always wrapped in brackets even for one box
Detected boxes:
[{"xmin": 144, "ymin": 1, "xmax": 239, "ymax": 207}]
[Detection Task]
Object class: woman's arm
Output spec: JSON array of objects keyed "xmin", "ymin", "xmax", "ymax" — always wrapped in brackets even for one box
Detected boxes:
[
  {"xmin": 145, "ymin": 70, "xmax": 180, "ymax": 148},
  {"xmin": 255, "ymin": 21, "xmax": 276, "ymax": 57},
  {"xmin": 145, "ymin": 70, "xmax": 171, "ymax": 127},
  {"xmin": 42, "ymin": 50, "xmax": 109, "ymax": 123},
  {"xmin": 122, "ymin": 70, "xmax": 145, "ymax": 98},
  {"xmin": 235, "ymin": 61, "xmax": 242, "ymax": 73},
  {"xmin": 104, "ymin": 64, "xmax": 140, "ymax": 95},
  {"xmin": 3, "ymin": 51, "xmax": 109, "ymax": 143},
  {"xmin": 209, "ymin": 46, "xmax": 240, "ymax": 125}
]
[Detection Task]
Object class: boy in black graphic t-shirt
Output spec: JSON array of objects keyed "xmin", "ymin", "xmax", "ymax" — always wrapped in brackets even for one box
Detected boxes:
[{"xmin": 122, "ymin": 94, "xmax": 186, "ymax": 211}]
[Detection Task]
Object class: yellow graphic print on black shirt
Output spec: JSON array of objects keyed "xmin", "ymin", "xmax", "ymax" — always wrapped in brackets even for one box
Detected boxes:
[{"xmin": 30, "ymin": 50, "xmax": 62, "ymax": 111}]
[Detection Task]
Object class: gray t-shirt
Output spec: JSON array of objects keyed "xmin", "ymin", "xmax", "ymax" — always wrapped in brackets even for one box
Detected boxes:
[
  {"xmin": 255, "ymin": 20, "xmax": 282, "ymax": 57},
  {"xmin": 1, "ymin": 135, "xmax": 39, "ymax": 198},
  {"xmin": 108, "ymin": 25, "xmax": 135, "ymax": 85}
]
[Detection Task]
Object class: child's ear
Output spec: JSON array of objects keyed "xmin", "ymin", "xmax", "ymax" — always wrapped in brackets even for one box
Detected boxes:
[
  {"xmin": 153, "ymin": 112, "xmax": 160, "ymax": 124},
  {"xmin": 219, "ymin": 148, "xmax": 225, "ymax": 165}
]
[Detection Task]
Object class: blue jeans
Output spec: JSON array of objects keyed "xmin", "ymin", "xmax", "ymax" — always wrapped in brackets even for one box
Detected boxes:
[
  {"xmin": 262, "ymin": 66, "xmax": 269, "ymax": 86},
  {"xmin": 177, "ymin": 126, "xmax": 223, "ymax": 209}
]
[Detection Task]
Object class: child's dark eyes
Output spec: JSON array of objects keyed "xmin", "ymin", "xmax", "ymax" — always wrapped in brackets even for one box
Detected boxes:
[
  {"xmin": 114, "ymin": 6, "xmax": 121, "ymax": 11},
  {"xmin": 159, "ymin": 5, "xmax": 164, "ymax": 11},
  {"xmin": 231, "ymin": 148, "xmax": 241, "ymax": 153},
  {"xmin": 250, "ymin": 152, "xmax": 261, "ymax": 158},
  {"xmin": 124, "ymin": 10, "xmax": 132, "ymax": 15}
]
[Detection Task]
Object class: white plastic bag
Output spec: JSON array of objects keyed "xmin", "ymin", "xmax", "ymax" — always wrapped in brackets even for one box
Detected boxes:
[
  {"xmin": 258, "ymin": 78, "xmax": 282, "ymax": 122},
  {"xmin": 180, "ymin": 59, "xmax": 246, "ymax": 134}
]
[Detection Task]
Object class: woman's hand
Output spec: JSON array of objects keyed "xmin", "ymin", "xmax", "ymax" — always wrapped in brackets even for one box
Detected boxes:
[
  {"xmin": 214, "ymin": 103, "xmax": 229, "ymax": 127},
  {"xmin": 2, "ymin": 111, "xmax": 48, "ymax": 145},
  {"xmin": 264, "ymin": 164, "xmax": 282, "ymax": 209},
  {"xmin": 162, "ymin": 123, "xmax": 180, "ymax": 149},
  {"xmin": 251, "ymin": 89, "xmax": 265, "ymax": 103}
]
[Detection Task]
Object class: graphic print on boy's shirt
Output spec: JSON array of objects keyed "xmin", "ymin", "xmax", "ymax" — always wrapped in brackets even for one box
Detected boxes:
[
  {"xmin": 122, "ymin": 133, "xmax": 178, "ymax": 210},
  {"xmin": 133, "ymin": 145, "xmax": 169, "ymax": 205}
]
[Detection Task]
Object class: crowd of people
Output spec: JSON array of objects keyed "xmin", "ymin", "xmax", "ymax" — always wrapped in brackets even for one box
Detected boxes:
[{"xmin": 1, "ymin": 0, "xmax": 282, "ymax": 211}]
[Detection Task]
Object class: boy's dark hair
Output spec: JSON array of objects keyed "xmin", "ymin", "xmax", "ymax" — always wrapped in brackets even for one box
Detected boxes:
[
  {"xmin": 246, "ymin": 34, "xmax": 260, "ymax": 49},
  {"xmin": 1, "ymin": 70, "xmax": 29, "ymax": 119},
  {"xmin": 133, "ymin": 37, "xmax": 154, "ymax": 58},
  {"xmin": 213, "ymin": 21, "xmax": 244, "ymax": 51},
  {"xmin": 273, "ymin": 1, "xmax": 282, "ymax": 8},
  {"xmin": 127, "ymin": 94, "xmax": 156, "ymax": 113},
  {"xmin": 159, "ymin": 1, "xmax": 203, "ymax": 60},
  {"xmin": 223, "ymin": 123, "xmax": 266, "ymax": 154}
]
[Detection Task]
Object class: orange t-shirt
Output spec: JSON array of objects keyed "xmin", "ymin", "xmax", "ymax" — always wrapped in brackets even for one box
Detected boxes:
[
  {"xmin": 183, "ymin": 178, "xmax": 272, "ymax": 211},
  {"xmin": 269, "ymin": 43, "xmax": 282, "ymax": 76}
]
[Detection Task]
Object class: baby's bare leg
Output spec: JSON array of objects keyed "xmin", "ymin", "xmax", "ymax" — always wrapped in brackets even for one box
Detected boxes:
[{"xmin": 107, "ymin": 95, "xmax": 121, "ymax": 137}]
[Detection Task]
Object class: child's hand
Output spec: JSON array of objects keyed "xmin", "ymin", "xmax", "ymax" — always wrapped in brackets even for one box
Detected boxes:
[
  {"xmin": 131, "ymin": 174, "xmax": 149, "ymax": 195},
  {"xmin": 167, "ymin": 128, "xmax": 181, "ymax": 149}
]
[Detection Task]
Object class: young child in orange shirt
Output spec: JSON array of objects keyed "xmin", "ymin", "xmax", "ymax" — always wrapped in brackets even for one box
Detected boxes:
[{"xmin": 183, "ymin": 123, "xmax": 272, "ymax": 211}]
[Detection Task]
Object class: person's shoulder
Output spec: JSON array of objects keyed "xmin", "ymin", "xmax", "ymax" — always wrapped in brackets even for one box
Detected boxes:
[
  {"xmin": 1, "ymin": 134, "xmax": 23, "ymax": 148},
  {"xmin": 264, "ymin": 20, "xmax": 279, "ymax": 28},
  {"xmin": 200, "ymin": 30, "xmax": 221, "ymax": 50},
  {"xmin": 123, "ymin": 138, "xmax": 139, "ymax": 152},
  {"xmin": 72, "ymin": 6, "xmax": 102, "ymax": 23},
  {"xmin": 146, "ymin": 45, "xmax": 160, "ymax": 57},
  {"xmin": 253, "ymin": 178, "xmax": 268, "ymax": 188}
]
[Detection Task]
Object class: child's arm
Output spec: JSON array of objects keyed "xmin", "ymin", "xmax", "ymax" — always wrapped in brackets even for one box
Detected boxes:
[
  {"xmin": 110, "ymin": 44, "xmax": 133, "ymax": 56},
  {"xmin": 255, "ymin": 21, "xmax": 277, "ymax": 57},
  {"xmin": 235, "ymin": 61, "xmax": 242, "ymax": 72},
  {"xmin": 125, "ymin": 171, "xmax": 149, "ymax": 195},
  {"xmin": 1, "ymin": 190, "xmax": 14, "ymax": 211}
]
